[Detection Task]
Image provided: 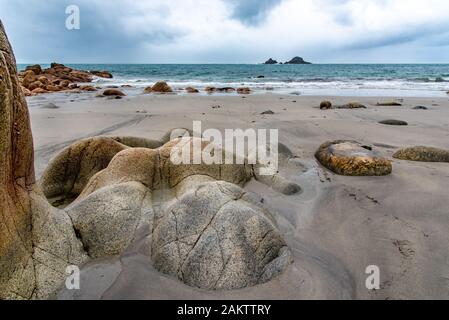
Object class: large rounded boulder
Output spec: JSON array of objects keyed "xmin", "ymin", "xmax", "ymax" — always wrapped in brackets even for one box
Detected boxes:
[
  {"xmin": 151, "ymin": 181, "xmax": 293, "ymax": 290},
  {"xmin": 315, "ymin": 140, "xmax": 392, "ymax": 176},
  {"xmin": 145, "ymin": 81, "xmax": 173, "ymax": 93}
]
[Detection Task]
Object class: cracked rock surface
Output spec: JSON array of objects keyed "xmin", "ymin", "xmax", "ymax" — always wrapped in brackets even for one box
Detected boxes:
[
  {"xmin": 152, "ymin": 181, "xmax": 292, "ymax": 290},
  {"xmin": 40, "ymin": 137, "xmax": 296, "ymax": 290}
]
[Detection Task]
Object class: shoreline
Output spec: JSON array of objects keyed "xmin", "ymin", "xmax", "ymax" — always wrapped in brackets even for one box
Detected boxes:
[
  {"xmin": 26, "ymin": 88, "xmax": 449, "ymax": 109},
  {"xmin": 18, "ymin": 63, "xmax": 449, "ymax": 101}
]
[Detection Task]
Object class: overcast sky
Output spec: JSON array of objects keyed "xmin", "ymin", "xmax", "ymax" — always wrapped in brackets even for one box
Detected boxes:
[{"xmin": 1, "ymin": 0, "xmax": 449, "ymax": 64}]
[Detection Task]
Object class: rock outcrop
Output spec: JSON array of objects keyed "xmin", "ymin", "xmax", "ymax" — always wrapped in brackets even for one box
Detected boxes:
[
  {"xmin": 0, "ymin": 20, "xmax": 88, "ymax": 300},
  {"xmin": 393, "ymin": 146, "xmax": 449, "ymax": 163},
  {"xmin": 18, "ymin": 63, "xmax": 113, "ymax": 95},
  {"xmin": 0, "ymin": 20, "xmax": 37, "ymax": 299},
  {"xmin": 285, "ymin": 56, "xmax": 311, "ymax": 64},
  {"xmin": 315, "ymin": 140, "xmax": 392, "ymax": 176},
  {"xmin": 264, "ymin": 58, "xmax": 278, "ymax": 64}
]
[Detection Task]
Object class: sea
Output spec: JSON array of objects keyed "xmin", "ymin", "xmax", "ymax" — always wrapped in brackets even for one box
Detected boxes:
[{"xmin": 18, "ymin": 64, "xmax": 449, "ymax": 97}]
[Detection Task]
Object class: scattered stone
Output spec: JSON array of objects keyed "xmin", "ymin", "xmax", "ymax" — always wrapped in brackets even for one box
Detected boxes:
[
  {"xmin": 315, "ymin": 140, "xmax": 392, "ymax": 176},
  {"xmin": 320, "ymin": 100, "xmax": 332, "ymax": 110},
  {"xmin": 261, "ymin": 110, "xmax": 275, "ymax": 115},
  {"xmin": 376, "ymin": 101, "xmax": 402, "ymax": 106},
  {"xmin": 146, "ymin": 81, "xmax": 173, "ymax": 93},
  {"xmin": 185, "ymin": 86, "xmax": 199, "ymax": 93},
  {"xmin": 205, "ymin": 86, "xmax": 217, "ymax": 93},
  {"xmin": 237, "ymin": 87, "xmax": 251, "ymax": 94},
  {"xmin": 103, "ymin": 89, "xmax": 126, "ymax": 96},
  {"xmin": 413, "ymin": 106, "xmax": 428, "ymax": 110},
  {"xmin": 79, "ymin": 85, "xmax": 97, "ymax": 92},
  {"xmin": 393, "ymin": 146, "xmax": 449, "ymax": 163},
  {"xmin": 379, "ymin": 120, "xmax": 408, "ymax": 126},
  {"xmin": 336, "ymin": 102, "xmax": 367, "ymax": 109},
  {"xmin": 41, "ymin": 103, "xmax": 60, "ymax": 109},
  {"xmin": 217, "ymin": 87, "xmax": 236, "ymax": 93},
  {"xmin": 90, "ymin": 70, "xmax": 113, "ymax": 79}
]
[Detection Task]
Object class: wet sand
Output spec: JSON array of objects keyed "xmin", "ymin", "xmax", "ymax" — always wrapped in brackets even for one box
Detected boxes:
[{"xmin": 28, "ymin": 93, "xmax": 449, "ymax": 300}]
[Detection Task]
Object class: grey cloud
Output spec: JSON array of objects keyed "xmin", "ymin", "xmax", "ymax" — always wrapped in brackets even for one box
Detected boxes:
[
  {"xmin": 0, "ymin": 0, "xmax": 184, "ymax": 63},
  {"xmin": 346, "ymin": 22, "xmax": 449, "ymax": 50},
  {"xmin": 226, "ymin": 0, "xmax": 285, "ymax": 26}
]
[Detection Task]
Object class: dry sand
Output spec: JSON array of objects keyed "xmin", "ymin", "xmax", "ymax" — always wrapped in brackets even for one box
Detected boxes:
[{"xmin": 28, "ymin": 92, "xmax": 449, "ymax": 300}]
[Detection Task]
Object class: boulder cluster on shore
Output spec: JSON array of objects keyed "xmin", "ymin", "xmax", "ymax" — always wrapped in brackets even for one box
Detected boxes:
[
  {"xmin": 19, "ymin": 63, "xmax": 113, "ymax": 96},
  {"xmin": 18, "ymin": 67, "xmax": 254, "ymax": 96}
]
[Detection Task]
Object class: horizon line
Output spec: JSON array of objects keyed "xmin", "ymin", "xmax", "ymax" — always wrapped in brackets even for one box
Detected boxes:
[{"xmin": 16, "ymin": 62, "xmax": 449, "ymax": 65}]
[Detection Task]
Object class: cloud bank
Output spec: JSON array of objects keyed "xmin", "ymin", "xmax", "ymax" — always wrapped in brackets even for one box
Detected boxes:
[{"xmin": 1, "ymin": 0, "xmax": 448, "ymax": 63}]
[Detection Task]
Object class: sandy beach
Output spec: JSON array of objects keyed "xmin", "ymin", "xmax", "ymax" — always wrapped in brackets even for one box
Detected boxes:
[
  {"xmin": 26, "ymin": 92, "xmax": 449, "ymax": 300},
  {"xmin": 4, "ymin": 0, "xmax": 449, "ymax": 305}
]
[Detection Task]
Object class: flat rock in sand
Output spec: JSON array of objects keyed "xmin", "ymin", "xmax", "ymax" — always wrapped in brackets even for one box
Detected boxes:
[
  {"xmin": 393, "ymin": 146, "xmax": 449, "ymax": 163},
  {"xmin": 379, "ymin": 119, "xmax": 408, "ymax": 126}
]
